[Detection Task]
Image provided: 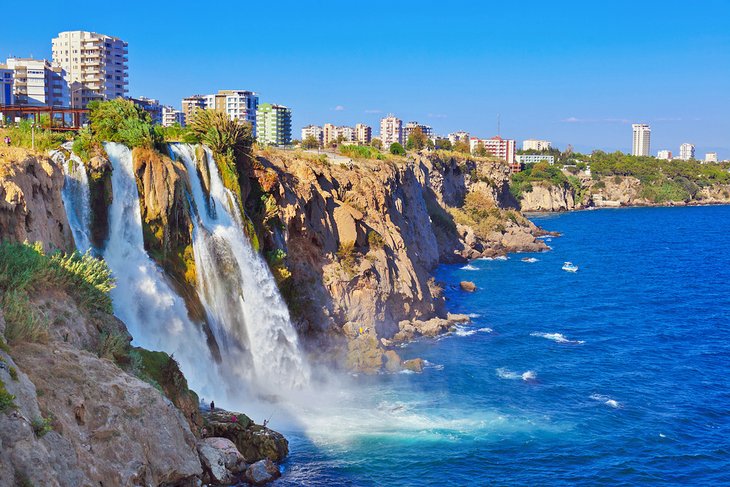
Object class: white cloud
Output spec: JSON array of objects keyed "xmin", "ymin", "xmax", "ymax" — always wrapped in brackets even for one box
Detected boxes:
[{"xmin": 334, "ymin": 105, "xmax": 345, "ymax": 111}]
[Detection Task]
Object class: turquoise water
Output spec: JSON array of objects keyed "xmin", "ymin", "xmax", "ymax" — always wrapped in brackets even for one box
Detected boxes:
[{"xmin": 276, "ymin": 206, "xmax": 730, "ymax": 486}]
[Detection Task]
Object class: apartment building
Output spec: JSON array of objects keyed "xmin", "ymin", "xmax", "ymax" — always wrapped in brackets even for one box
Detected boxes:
[
  {"xmin": 0, "ymin": 65, "xmax": 13, "ymax": 105},
  {"xmin": 679, "ymin": 143, "xmax": 695, "ymax": 160},
  {"xmin": 203, "ymin": 90, "xmax": 258, "ymax": 132},
  {"xmin": 162, "ymin": 106, "xmax": 185, "ymax": 127},
  {"xmin": 322, "ymin": 123, "xmax": 355, "ymax": 145},
  {"xmin": 705, "ymin": 152, "xmax": 718, "ymax": 163},
  {"xmin": 182, "ymin": 95, "xmax": 206, "ymax": 125},
  {"xmin": 516, "ymin": 154, "xmax": 555, "ymax": 165},
  {"xmin": 355, "ymin": 123, "xmax": 372, "ymax": 144},
  {"xmin": 448, "ymin": 131, "xmax": 470, "ymax": 145},
  {"xmin": 130, "ymin": 96, "xmax": 162, "ymax": 125},
  {"xmin": 380, "ymin": 115, "xmax": 402, "ymax": 147},
  {"xmin": 52, "ymin": 31, "xmax": 128, "ymax": 108},
  {"xmin": 470, "ymin": 136, "xmax": 516, "ymax": 164},
  {"xmin": 657, "ymin": 150, "xmax": 672, "ymax": 160},
  {"xmin": 256, "ymin": 103, "xmax": 292, "ymax": 146},
  {"xmin": 631, "ymin": 123, "xmax": 651, "ymax": 157},
  {"xmin": 301, "ymin": 125, "xmax": 323, "ymax": 145},
  {"xmin": 4, "ymin": 58, "xmax": 68, "ymax": 107},
  {"xmin": 522, "ymin": 139, "xmax": 551, "ymax": 151},
  {"xmin": 403, "ymin": 121, "xmax": 433, "ymax": 142}
]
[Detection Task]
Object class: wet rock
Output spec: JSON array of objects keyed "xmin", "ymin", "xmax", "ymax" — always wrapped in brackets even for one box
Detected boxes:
[
  {"xmin": 203, "ymin": 410, "xmax": 288, "ymax": 463},
  {"xmin": 447, "ymin": 313, "xmax": 471, "ymax": 323},
  {"xmin": 403, "ymin": 358, "xmax": 425, "ymax": 373},
  {"xmin": 383, "ymin": 350, "xmax": 402, "ymax": 373},
  {"xmin": 244, "ymin": 458, "xmax": 281, "ymax": 485},
  {"xmin": 460, "ymin": 281, "xmax": 476, "ymax": 292},
  {"xmin": 197, "ymin": 437, "xmax": 246, "ymax": 485}
]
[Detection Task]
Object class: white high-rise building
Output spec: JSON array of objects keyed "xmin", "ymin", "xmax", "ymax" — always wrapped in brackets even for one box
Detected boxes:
[
  {"xmin": 704, "ymin": 152, "xmax": 718, "ymax": 163},
  {"xmin": 657, "ymin": 150, "xmax": 672, "ymax": 160},
  {"xmin": 52, "ymin": 31, "xmax": 128, "ymax": 108},
  {"xmin": 4, "ymin": 58, "xmax": 68, "ymax": 107},
  {"xmin": 631, "ymin": 123, "xmax": 651, "ymax": 157},
  {"xmin": 380, "ymin": 115, "xmax": 402, "ymax": 147},
  {"xmin": 301, "ymin": 125, "xmax": 323, "ymax": 145},
  {"xmin": 470, "ymin": 136, "xmax": 516, "ymax": 163},
  {"xmin": 162, "ymin": 106, "xmax": 185, "ymax": 127},
  {"xmin": 522, "ymin": 139, "xmax": 551, "ymax": 151},
  {"xmin": 203, "ymin": 90, "xmax": 259, "ymax": 133},
  {"xmin": 679, "ymin": 143, "xmax": 695, "ymax": 160},
  {"xmin": 355, "ymin": 123, "xmax": 372, "ymax": 144}
]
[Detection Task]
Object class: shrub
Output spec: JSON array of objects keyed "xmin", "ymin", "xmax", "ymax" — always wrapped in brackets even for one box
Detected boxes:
[
  {"xmin": 0, "ymin": 379, "xmax": 15, "ymax": 413},
  {"xmin": 389, "ymin": 142, "xmax": 406, "ymax": 156},
  {"xmin": 87, "ymin": 99, "xmax": 161, "ymax": 149},
  {"xmin": 337, "ymin": 241, "xmax": 358, "ymax": 276},
  {"xmin": 367, "ymin": 230, "xmax": 386, "ymax": 249},
  {"xmin": 97, "ymin": 331, "xmax": 129, "ymax": 362},
  {"xmin": 8, "ymin": 367, "xmax": 18, "ymax": 381},
  {"xmin": 0, "ymin": 123, "xmax": 70, "ymax": 152},
  {"xmin": 340, "ymin": 144, "xmax": 384, "ymax": 160},
  {"xmin": 31, "ymin": 416, "xmax": 53, "ymax": 437}
]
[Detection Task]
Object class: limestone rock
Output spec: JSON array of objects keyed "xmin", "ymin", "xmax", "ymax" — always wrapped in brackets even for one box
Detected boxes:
[
  {"xmin": 383, "ymin": 350, "xmax": 402, "ymax": 373},
  {"xmin": 0, "ymin": 148, "xmax": 74, "ymax": 252},
  {"xmin": 245, "ymin": 458, "xmax": 281, "ymax": 485},
  {"xmin": 460, "ymin": 281, "xmax": 477, "ymax": 292},
  {"xmin": 197, "ymin": 437, "xmax": 247, "ymax": 485},
  {"xmin": 520, "ymin": 182, "xmax": 576, "ymax": 212},
  {"xmin": 203, "ymin": 410, "xmax": 288, "ymax": 463},
  {"xmin": 403, "ymin": 358, "xmax": 425, "ymax": 373}
]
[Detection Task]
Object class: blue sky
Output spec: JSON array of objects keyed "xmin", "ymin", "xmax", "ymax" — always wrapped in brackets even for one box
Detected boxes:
[{"xmin": 2, "ymin": 0, "xmax": 729, "ymax": 157}]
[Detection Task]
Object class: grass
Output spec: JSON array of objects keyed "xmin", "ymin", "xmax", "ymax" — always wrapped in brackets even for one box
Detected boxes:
[
  {"xmin": 97, "ymin": 331, "xmax": 129, "ymax": 361},
  {"xmin": 339, "ymin": 144, "xmax": 386, "ymax": 160},
  {"xmin": 0, "ymin": 379, "xmax": 15, "ymax": 413},
  {"xmin": 0, "ymin": 122, "xmax": 71, "ymax": 153},
  {"xmin": 0, "ymin": 242, "xmax": 115, "ymax": 344}
]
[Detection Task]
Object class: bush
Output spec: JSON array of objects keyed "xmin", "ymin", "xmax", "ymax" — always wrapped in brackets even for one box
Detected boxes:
[
  {"xmin": 337, "ymin": 241, "xmax": 357, "ymax": 276},
  {"xmin": 0, "ymin": 122, "xmax": 70, "ymax": 152},
  {"xmin": 87, "ymin": 99, "xmax": 161, "ymax": 149},
  {"xmin": 97, "ymin": 331, "xmax": 129, "ymax": 362},
  {"xmin": 31, "ymin": 416, "xmax": 53, "ymax": 437},
  {"xmin": 367, "ymin": 230, "xmax": 385, "ymax": 249},
  {"xmin": 0, "ymin": 379, "xmax": 15, "ymax": 413},
  {"xmin": 0, "ymin": 242, "xmax": 115, "ymax": 344},
  {"xmin": 389, "ymin": 142, "xmax": 406, "ymax": 156},
  {"xmin": 340, "ymin": 144, "xmax": 384, "ymax": 160}
]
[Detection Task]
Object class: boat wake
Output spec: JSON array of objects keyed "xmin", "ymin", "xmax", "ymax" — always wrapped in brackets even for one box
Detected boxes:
[{"xmin": 530, "ymin": 332, "xmax": 585, "ymax": 345}]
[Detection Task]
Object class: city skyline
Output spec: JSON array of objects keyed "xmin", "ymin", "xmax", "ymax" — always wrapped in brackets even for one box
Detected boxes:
[{"xmin": 0, "ymin": 0, "xmax": 728, "ymax": 158}]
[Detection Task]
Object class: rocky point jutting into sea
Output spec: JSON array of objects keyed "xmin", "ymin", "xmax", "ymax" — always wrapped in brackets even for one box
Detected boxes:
[{"xmin": 0, "ymin": 117, "xmax": 553, "ymax": 485}]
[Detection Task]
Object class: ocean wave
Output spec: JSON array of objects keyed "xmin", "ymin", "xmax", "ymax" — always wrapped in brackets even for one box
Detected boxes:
[
  {"xmin": 453, "ymin": 325, "xmax": 476, "ymax": 337},
  {"xmin": 590, "ymin": 394, "xmax": 622, "ymax": 409},
  {"xmin": 477, "ymin": 255, "xmax": 509, "ymax": 261},
  {"xmin": 460, "ymin": 264, "xmax": 479, "ymax": 271},
  {"xmin": 521, "ymin": 257, "xmax": 539, "ymax": 263},
  {"xmin": 530, "ymin": 332, "xmax": 585, "ymax": 345},
  {"xmin": 424, "ymin": 360, "xmax": 444, "ymax": 371},
  {"xmin": 478, "ymin": 327, "xmax": 493, "ymax": 333},
  {"xmin": 496, "ymin": 367, "xmax": 536, "ymax": 381},
  {"xmin": 467, "ymin": 313, "xmax": 481, "ymax": 318}
]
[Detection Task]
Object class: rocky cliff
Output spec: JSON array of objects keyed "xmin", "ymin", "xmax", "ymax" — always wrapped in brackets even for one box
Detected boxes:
[
  {"xmin": 0, "ymin": 147, "xmax": 74, "ymax": 253},
  {"xmin": 520, "ymin": 182, "xmax": 578, "ymax": 212}
]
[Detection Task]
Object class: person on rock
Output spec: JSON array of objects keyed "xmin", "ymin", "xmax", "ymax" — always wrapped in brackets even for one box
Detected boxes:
[{"xmin": 210, "ymin": 400, "xmax": 215, "ymax": 411}]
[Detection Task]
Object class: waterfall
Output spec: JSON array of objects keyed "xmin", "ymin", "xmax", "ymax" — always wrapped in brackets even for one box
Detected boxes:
[
  {"xmin": 170, "ymin": 144, "xmax": 310, "ymax": 392},
  {"xmin": 52, "ymin": 144, "xmax": 93, "ymax": 253},
  {"xmin": 101, "ymin": 142, "xmax": 223, "ymax": 400}
]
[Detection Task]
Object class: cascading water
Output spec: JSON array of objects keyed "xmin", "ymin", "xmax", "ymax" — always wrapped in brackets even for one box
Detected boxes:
[
  {"xmin": 52, "ymin": 144, "xmax": 93, "ymax": 253},
  {"xmin": 170, "ymin": 144, "xmax": 310, "ymax": 392},
  {"xmin": 102, "ymin": 142, "xmax": 224, "ymax": 400}
]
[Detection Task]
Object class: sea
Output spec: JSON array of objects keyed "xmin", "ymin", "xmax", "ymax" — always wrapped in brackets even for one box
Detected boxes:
[{"xmin": 274, "ymin": 206, "xmax": 730, "ymax": 486}]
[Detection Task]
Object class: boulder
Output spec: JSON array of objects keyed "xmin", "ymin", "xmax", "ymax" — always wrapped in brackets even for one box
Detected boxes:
[
  {"xmin": 197, "ymin": 437, "xmax": 247, "ymax": 485},
  {"xmin": 460, "ymin": 281, "xmax": 476, "ymax": 292},
  {"xmin": 345, "ymin": 332, "xmax": 385, "ymax": 374},
  {"xmin": 447, "ymin": 313, "xmax": 471, "ymax": 323},
  {"xmin": 403, "ymin": 358, "xmax": 425, "ymax": 373},
  {"xmin": 383, "ymin": 350, "xmax": 402, "ymax": 373},
  {"xmin": 203, "ymin": 410, "xmax": 288, "ymax": 463},
  {"xmin": 245, "ymin": 458, "xmax": 281, "ymax": 485}
]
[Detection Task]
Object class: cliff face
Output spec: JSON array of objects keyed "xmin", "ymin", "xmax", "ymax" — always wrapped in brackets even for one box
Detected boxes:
[
  {"xmin": 247, "ymin": 150, "xmax": 547, "ymax": 360},
  {"xmin": 520, "ymin": 182, "xmax": 577, "ymax": 212},
  {"xmin": 0, "ymin": 148, "xmax": 74, "ymax": 253}
]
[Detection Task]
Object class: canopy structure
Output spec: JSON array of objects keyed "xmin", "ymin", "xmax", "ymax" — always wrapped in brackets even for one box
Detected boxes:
[{"xmin": 0, "ymin": 105, "xmax": 90, "ymax": 131}]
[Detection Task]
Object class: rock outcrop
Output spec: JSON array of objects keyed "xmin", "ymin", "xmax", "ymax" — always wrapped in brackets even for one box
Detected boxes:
[
  {"xmin": 197, "ymin": 437, "xmax": 247, "ymax": 485},
  {"xmin": 202, "ymin": 409, "xmax": 289, "ymax": 463},
  {"xmin": 520, "ymin": 182, "xmax": 577, "ymax": 212},
  {"xmin": 0, "ymin": 147, "xmax": 74, "ymax": 253}
]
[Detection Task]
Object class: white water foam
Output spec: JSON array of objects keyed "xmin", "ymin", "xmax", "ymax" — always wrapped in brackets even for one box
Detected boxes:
[
  {"xmin": 170, "ymin": 144, "xmax": 310, "ymax": 393},
  {"xmin": 590, "ymin": 394, "xmax": 622, "ymax": 409},
  {"xmin": 530, "ymin": 332, "xmax": 585, "ymax": 345},
  {"xmin": 101, "ymin": 142, "xmax": 223, "ymax": 401},
  {"xmin": 521, "ymin": 257, "xmax": 539, "ymax": 263},
  {"xmin": 467, "ymin": 313, "xmax": 481, "ymax": 318},
  {"xmin": 496, "ymin": 367, "xmax": 537, "ymax": 381},
  {"xmin": 460, "ymin": 264, "xmax": 479, "ymax": 271},
  {"xmin": 453, "ymin": 325, "xmax": 476, "ymax": 337},
  {"xmin": 51, "ymin": 145, "xmax": 93, "ymax": 253},
  {"xmin": 478, "ymin": 327, "xmax": 493, "ymax": 333}
]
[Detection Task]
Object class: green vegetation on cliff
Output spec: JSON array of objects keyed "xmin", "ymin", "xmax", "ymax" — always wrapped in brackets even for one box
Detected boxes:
[
  {"xmin": 0, "ymin": 122, "xmax": 70, "ymax": 152},
  {"xmin": 0, "ymin": 242, "xmax": 114, "ymax": 344}
]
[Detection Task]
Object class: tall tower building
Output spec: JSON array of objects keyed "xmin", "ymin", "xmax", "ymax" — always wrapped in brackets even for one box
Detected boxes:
[
  {"xmin": 256, "ymin": 103, "xmax": 292, "ymax": 146},
  {"xmin": 380, "ymin": 115, "xmax": 402, "ymax": 147},
  {"xmin": 52, "ymin": 31, "xmax": 128, "ymax": 108},
  {"xmin": 631, "ymin": 124, "xmax": 651, "ymax": 157}
]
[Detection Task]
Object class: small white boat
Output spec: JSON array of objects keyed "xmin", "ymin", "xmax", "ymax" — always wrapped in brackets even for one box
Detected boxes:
[{"xmin": 562, "ymin": 261, "xmax": 579, "ymax": 272}]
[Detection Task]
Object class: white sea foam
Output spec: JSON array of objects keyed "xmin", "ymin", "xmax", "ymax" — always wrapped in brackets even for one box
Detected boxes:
[
  {"xmin": 530, "ymin": 332, "xmax": 585, "ymax": 345},
  {"xmin": 496, "ymin": 368, "xmax": 536, "ymax": 381},
  {"xmin": 477, "ymin": 255, "xmax": 508, "ymax": 261},
  {"xmin": 460, "ymin": 264, "xmax": 479, "ymax": 271},
  {"xmin": 467, "ymin": 313, "xmax": 481, "ymax": 318},
  {"xmin": 521, "ymin": 257, "xmax": 539, "ymax": 263},
  {"xmin": 478, "ymin": 327, "xmax": 493, "ymax": 333},
  {"xmin": 424, "ymin": 360, "xmax": 444, "ymax": 371},
  {"xmin": 590, "ymin": 394, "xmax": 622, "ymax": 408},
  {"xmin": 453, "ymin": 325, "xmax": 476, "ymax": 337}
]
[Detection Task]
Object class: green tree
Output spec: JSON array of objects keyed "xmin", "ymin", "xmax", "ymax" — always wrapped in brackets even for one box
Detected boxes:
[
  {"xmin": 301, "ymin": 135, "xmax": 320, "ymax": 149},
  {"xmin": 453, "ymin": 140, "xmax": 471, "ymax": 154},
  {"xmin": 436, "ymin": 138, "xmax": 452, "ymax": 150},
  {"xmin": 389, "ymin": 142, "xmax": 406, "ymax": 155},
  {"xmin": 87, "ymin": 99, "xmax": 160, "ymax": 149},
  {"xmin": 474, "ymin": 141, "xmax": 488, "ymax": 157},
  {"xmin": 371, "ymin": 138, "xmax": 382, "ymax": 150},
  {"xmin": 406, "ymin": 126, "xmax": 427, "ymax": 150}
]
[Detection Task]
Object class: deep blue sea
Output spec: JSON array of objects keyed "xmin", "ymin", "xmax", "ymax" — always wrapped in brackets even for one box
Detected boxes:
[{"xmin": 276, "ymin": 206, "xmax": 730, "ymax": 486}]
